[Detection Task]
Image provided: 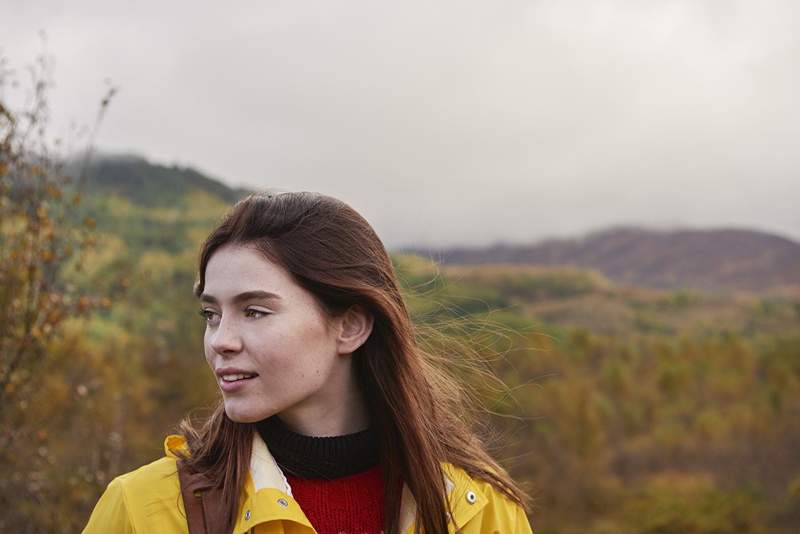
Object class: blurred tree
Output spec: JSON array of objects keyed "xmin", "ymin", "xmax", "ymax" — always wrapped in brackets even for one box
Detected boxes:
[{"xmin": 0, "ymin": 50, "xmax": 116, "ymax": 531}]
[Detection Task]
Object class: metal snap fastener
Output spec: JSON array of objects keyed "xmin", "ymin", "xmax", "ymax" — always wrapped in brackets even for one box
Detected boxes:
[
  {"xmin": 466, "ymin": 490, "xmax": 477, "ymax": 504},
  {"xmin": 277, "ymin": 498, "xmax": 289, "ymax": 507},
  {"xmin": 244, "ymin": 510, "xmax": 251, "ymax": 520}
]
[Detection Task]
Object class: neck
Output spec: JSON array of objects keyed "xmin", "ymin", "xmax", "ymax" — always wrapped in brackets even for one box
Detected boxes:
[{"xmin": 278, "ymin": 358, "xmax": 370, "ymax": 436}]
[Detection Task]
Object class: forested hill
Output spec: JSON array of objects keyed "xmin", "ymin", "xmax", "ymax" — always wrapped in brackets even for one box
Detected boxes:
[
  {"xmin": 75, "ymin": 154, "xmax": 252, "ymax": 207},
  {"xmin": 67, "ymin": 154, "xmax": 252, "ymax": 253},
  {"xmin": 76, "ymin": 155, "xmax": 800, "ymax": 293},
  {"xmin": 404, "ymin": 227, "xmax": 800, "ymax": 292}
]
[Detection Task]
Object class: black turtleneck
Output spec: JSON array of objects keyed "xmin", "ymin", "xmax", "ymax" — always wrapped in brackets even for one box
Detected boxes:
[{"xmin": 255, "ymin": 415, "xmax": 380, "ymax": 480}]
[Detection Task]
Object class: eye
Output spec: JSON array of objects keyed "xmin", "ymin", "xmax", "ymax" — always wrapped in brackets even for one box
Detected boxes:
[
  {"xmin": 199, "ymin": 308, "xmax": 220, "ymax": 325},
  {"xmin": 244, "ymin": 308, "xmax": 271, "ymax": 319}
]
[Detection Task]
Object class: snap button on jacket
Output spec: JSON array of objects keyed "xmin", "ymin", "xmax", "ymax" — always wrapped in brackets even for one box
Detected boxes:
[{"xmin": 83, "ymin": 434, "xmax": 533, "ymax": 534}]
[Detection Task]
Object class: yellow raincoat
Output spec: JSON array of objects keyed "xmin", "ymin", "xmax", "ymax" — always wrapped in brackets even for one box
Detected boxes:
[{"xmin": 83, "ymin": 433, "xmax": 533, "ymax": 533}]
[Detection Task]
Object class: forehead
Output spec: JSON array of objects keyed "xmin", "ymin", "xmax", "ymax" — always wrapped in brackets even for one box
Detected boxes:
[{"xmin": 203, "ymin": 244, "xmax": 295, "ymax": 295}]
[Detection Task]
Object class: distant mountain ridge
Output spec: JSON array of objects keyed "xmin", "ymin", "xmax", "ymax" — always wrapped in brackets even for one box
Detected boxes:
[
  {"xmin": 76, "ymin": 155, "xmax": 799, "ymax": 292},
  {"xmin": 75, "ymin": 154, "xmax": 252, "ymax": 206},
  {"xmin": 405, "ymin": 227, "xmax": 800, "ymax": 292}
]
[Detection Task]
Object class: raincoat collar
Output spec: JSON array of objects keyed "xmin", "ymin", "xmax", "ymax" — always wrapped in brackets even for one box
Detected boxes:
[{"xmin": 164, "ymin": 433, "xmax": 487, "ymax": 533}]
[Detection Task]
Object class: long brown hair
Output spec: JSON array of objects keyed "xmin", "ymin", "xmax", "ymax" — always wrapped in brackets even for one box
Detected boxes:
[{"xmin": 178, "ymin": 191, "xmax": 529, "ymax": 533}]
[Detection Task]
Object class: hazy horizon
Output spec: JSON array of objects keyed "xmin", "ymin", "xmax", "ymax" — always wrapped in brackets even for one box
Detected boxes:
[
  {"xmin": 4, "ymin": 1, "xmax": 799, "ymax": 248},
  {"xmin": 82, "ymin": 150, "xmax": 799, "ymax": 249}
]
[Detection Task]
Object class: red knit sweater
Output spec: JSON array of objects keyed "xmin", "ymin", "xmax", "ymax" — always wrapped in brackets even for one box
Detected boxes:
[{"xmin": 287, "ymin": 464, "xmax": 385, "ymax": 534}]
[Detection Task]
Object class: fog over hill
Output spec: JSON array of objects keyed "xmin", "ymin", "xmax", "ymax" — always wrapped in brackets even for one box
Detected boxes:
[{"xmin": 79, "ymin": 154, "xmax": 799, "ymax": 292}]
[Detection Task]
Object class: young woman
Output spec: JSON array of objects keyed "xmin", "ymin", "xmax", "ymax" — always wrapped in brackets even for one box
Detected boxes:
[{"xmin": 83, "ymin": 192, "xmax": 532, "ymax": 534}]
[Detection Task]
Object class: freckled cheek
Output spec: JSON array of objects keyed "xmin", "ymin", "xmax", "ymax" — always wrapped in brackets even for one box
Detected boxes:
[
  {"xmin": 245, "ymin": 330, "xmax": 290, "ymax": 368},
  {"xmin": 202, "ymin": 333, "xmax": 214, "ymax": 364}
]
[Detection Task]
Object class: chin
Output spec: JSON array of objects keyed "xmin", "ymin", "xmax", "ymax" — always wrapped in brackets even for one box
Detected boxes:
[{"xmin": 223, "ymin": 401, "xmax": 276, "ymax": 424}]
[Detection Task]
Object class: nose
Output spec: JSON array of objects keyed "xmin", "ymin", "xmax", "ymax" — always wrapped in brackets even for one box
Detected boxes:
[{"xmin": 209, "ymin": 316, "xmax": 243, "ymax": 356}]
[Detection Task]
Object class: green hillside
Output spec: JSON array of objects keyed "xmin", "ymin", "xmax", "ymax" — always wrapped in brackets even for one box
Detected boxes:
[{"xmin": 75, "ymin": 154, "xmax": 251, "ymax": 208}]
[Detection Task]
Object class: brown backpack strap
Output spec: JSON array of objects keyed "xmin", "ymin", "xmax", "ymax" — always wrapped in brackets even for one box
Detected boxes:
[{"xmin": 177, "ymin": 460, "xmax": 229, "ymax": 534}]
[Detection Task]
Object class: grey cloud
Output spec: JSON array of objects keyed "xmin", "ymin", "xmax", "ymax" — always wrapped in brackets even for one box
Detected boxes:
[{"xmin": 2, "ymin": 0, "xmax": 798, "ymax": 248}]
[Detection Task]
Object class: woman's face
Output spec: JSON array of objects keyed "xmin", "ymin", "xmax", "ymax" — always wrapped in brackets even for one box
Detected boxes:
[{"xmin": 199, "ymin": 244, "xmax": 349, "ymax": 424}]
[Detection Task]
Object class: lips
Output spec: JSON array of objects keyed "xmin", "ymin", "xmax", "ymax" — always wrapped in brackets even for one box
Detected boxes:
[
  {"xmin": 215, "ymin": 367, "xmax": 259, "ymax": 392},
  {"xmin": 221, "ymin": 373, "xmax": 257, "ymax": 382},
  {"xmin": 219, "ymin": 375, "xmax": 258, "ymax": 393}
]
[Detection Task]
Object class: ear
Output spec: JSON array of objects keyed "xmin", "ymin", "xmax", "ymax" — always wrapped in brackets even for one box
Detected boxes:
[{"xmin": 335, "ymin": 305, "xmax": 374, "ymax": 355}]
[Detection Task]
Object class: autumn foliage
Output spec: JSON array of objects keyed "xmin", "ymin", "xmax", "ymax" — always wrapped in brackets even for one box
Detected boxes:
[{"xmin": 1, "ymin": 54, "xmax": 799, "ymax": 534}]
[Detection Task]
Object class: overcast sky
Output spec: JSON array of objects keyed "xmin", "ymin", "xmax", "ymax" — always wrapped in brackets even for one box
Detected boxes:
[{"xmin": 3, "ymin": 1, "xmax": 799, "ymax": 248}]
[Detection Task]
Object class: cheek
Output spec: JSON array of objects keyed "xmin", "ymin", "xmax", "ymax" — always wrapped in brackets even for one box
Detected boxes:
[
  {"xmin": 203, "ymin": 331, "xmax": 214, "ymax": 364},
  {"xmin": 252, "ymin": 322, "xmax": 331, "ymax": 370},
  {"xmin": 285, "ymin": 322, "xmax": 334, "ymax": 357},
  {"xmin": 274, "ymin": 313, "xmax": 329, "ymax": 346}
]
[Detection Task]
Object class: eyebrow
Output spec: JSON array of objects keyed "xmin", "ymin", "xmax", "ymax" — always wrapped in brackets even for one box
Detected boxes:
[{"xmin": 199, "ymin": 290, "xmax": 282, "ymax": 305}]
